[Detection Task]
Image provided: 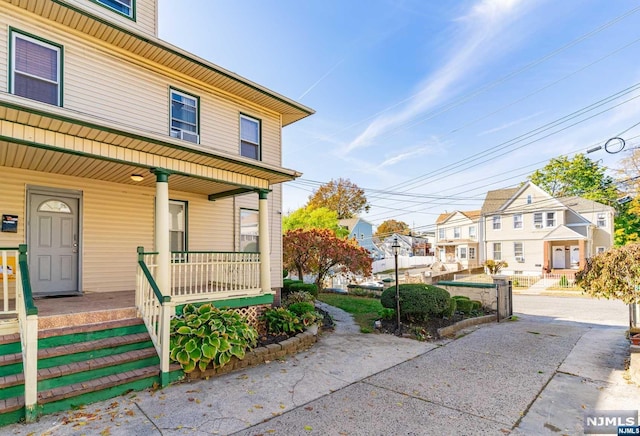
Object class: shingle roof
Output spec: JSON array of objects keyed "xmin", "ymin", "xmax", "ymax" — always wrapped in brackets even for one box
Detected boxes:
[
  {"xmin": 436, "ymin": 210, "xmax": 481, "ymax": 224},
  {"xmin": 557, "ymin": 196, "xmax": 614, "ymax": 213},
  {"xmin": 481, "ymin": 187, "xmax": 519, "ymax": 214}
]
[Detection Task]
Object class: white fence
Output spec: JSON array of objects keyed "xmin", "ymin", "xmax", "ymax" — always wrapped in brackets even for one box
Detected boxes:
[{"xmin": 372, "ymin": 256, "xmax": 435, "ymax": 273}]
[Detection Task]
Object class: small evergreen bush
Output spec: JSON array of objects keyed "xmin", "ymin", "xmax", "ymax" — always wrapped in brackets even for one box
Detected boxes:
[
  {"xmin": 452, "ymin": 295, "xmax": 470, "ymax": 301},
  {"xmin": 455, "ymin": 299, "xmax": 474, "ymax": 314},
  {"xmin": 289, "ymin": 282, "xmax": 318, "ymax": 298},
  {"xmin": 445, "ymin": 297, "xmax": 457, "ymax": 318},
  {"xmin": 380, "ymin": 284, "xmax": 451, "ymax": 322},
  {"xmin": 287, "ymin": 302, "xmax": 316, "ymax": 317},
  {"xmin": 471, "ymin": 300, "xmax": 482, "ymax": 310},
  {"xmin": 282, "ymin": 279, "xmax": 304, "ymax": 300}
]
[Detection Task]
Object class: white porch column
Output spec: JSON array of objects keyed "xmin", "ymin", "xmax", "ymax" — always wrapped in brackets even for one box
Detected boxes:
[
  {"xmin": 152, "ymin": 169, "xmax": 171, "ymax": 295},
  {"xmin": 258, "ymin": 189, "xmax": 271, "ymax": 293}
]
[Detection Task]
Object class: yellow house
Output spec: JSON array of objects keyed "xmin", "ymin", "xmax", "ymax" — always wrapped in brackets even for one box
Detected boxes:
[{"xmin": 0, "ymin": 0, "xmax": 313, "ymax": 424}]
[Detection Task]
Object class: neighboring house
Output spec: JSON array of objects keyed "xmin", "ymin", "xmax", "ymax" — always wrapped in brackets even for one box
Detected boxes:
[
  {"xmin": 339, "ymin": 217, "xmax": 383, "ymax": 259},
  {"xmin": 481, "ymin": 182, "xmax": 614, "ymax": 275},
  {"xmin": 378, "ymin": 233, "xmax": 414, "ymax": 258},
  {"xmin": 434, "ymin": 210, "xmax": 481, "ymax": 269},
  {"xmin": 0, "ymin": 0, "xmax": 312, "ymax": 422}
]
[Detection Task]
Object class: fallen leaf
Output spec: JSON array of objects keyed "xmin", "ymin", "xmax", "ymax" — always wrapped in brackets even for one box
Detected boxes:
[
  {"xmin": 100, "ymin": 428, "xmax": 111, "ymax": 436},
  {"xmin": 304, "ymin": 406, "xmax": 313, "ymax": 411},
  {"xmin": 125, "ymin": 410, "xmax": 135, "ymax": 417},
  {"xmin": 304, "ymin": 425, "xmax": 313, "ymax": 431},
  {"xmin": 254, "ymin": 404, "xmax": 263, "ymax": 409}
]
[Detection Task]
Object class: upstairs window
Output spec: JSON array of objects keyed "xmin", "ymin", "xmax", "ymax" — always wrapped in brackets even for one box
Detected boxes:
[
  {"xmin": 493, "ymin": 243, "xmax": 502, "ymax": 261},
  {"xmin": 95, "ymin": 0, "xmax": 134, "ymax": 19},
  {"xmin": 533, "ymin": 212, "xmax": 543, "ymax": 229},
  {"xmin": 453, "ymin": 227, "xmax": 461, "ymax": 238},
  {"xmin": 492, "ymin": 216, "xmax": 501, "ymax": 230},
  {"xmin": 438, "ymin": 228, "xmax": 445, "ymax": 239},
  {"xmin": 514, "ymin": 242, "xmax": 524, "ymax": 260},
  {"xmin": 513, "ymin": 214, "xmax": 523, "ymax": 229},
  {"xmin": 11, "ymin": 31, "xmax": 62, "ymax": 106},
  {"xmin": 469, "ymin": 226, "xmax": 476, "ymax": 239},
  {"xmin": 170, "ymin": 89, "xmax": 199, "ymax": 144},
  {"xmin": 546, "ymin": 212, "xmax": 556, "ymax": 227},
  {"xmin": 240, "ymin": 114, "xmax": 261, "ymax": 160},
  {"xmin": 597, "ymin": 213, "xmax": 606, "ymax": 228}
]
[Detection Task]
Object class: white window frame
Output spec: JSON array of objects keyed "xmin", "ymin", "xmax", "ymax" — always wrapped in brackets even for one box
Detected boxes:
[
  {"xmin": 453, "ymin": 227, "xmax": 461, "ymax": 239},
  {"xmin": 438, "ymin": 228, "xmax": 445, "ymax": 240},
  {"xmin": 11, "ymin": 31, "xmax": 62, "ymax": 106},
  {"xmin": 169, "ymin": 200, "xmax": 187, "ymax": 255},
  {"xmin": 513, "ymin": 214, "xmax": 523, "ymax": 229},
  {"xmin": 170, "ymin": 88, "xmax": 199, "ymax": 144},
  {"xmin": 95, "ymin": 0, "xmax": 134, "ymax": 19},
  {"xmin": 469, "ymin": 225, "xmax": 476, "ymax": 239},
  {"xmin": 596, "ymin": 246, "xmax": 606, "ymax": 254},
  {"xmin": 240, "ymin": 114, "xmax": 261, "ymax": 160},
  {"xmin": 493, "ymin": 242, "xmax": 502, "ymax": 260},
  {"xmin": 240, "ymin": 208, "xmax": 259, "ymax": 252},
  {"xmin": 527, "ymin": 195, "xmax": 532, "ymax": 204},
  {"xmin": 469, "ymin": 247, "xmax": 476, "ymax": 260},
  {"xmin": 546, "ymin": 212, "xmax": 556, "ymax": 227},
  {"xmin": 596, "ymin": 213, "xmax": 607, "ymax": 228},
  {"xmin": 492, "ymin": 216, "xmax": 501, "ymax": 230},
  {"xmin": 514, "ymin": 242, "xmax": 524, "ymax": 261},
  {"xmin": 533, "ymin": 212, "xmax": 543, "ymax": 229},
  {"xmin": 458, "ymin": 247, "xmax": 467, "ymax": 259}
]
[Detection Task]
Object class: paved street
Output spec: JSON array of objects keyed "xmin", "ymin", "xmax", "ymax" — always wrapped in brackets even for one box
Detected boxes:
[{"xmin": 5, "ymin": 294, "xmax": 639, "ymax": 435}]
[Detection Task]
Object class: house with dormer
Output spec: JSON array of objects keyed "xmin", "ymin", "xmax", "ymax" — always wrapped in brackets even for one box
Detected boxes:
[
  {"xmin": 480, "ymin": 182, "xmax": 614, "ymax": 275},
  {"xmin": 0, "ymin": 0, "xmax": 313, "ymax": 423},
  {"xmin": 434, "ymin": 210, "xmax": 481, "ymax": 269}
]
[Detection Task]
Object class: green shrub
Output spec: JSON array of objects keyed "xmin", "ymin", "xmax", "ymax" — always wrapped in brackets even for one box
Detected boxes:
[
  {"xmin": 377, "ymin": 307, "xmax": 396, "ymax": 320},
  {"xmin": 289, "ymin": 282, "xmax": 318, "ymax": 298},
  {"xmin": 284, "ymin": 291, "xmax": 315, "ymax": 306},
  {"xmin": 444, "ymin": 298, "xmax": 457, "ymax": 318},
  {"xmin": 261, "ymin": 307, "xmax": 304, "ymax": 335},
  {"xmin": 456, "ymin": 299, "xmax": 474, "ymax": 314},
  {"xmin": 471, "ymin": 300, "xmax": 482, "ymax": 310},
  {"xmin": 452, "ymin": 295, "xmax": 470, "ymax": 301},
  {"xmin": 559, "ymin": 275, "xmax": 569, "ymax": 287},
  {"xmin": 282, "ymin": 279, "xmax": 304, "ymax": 300},
  {"xmin": 287, "ymin": 302, "xmax": 316, "ymax": 317},
  {"xmin": 380, "ymin": 284, "xmax": 451, "ymax": 322},
  {"xmin": 170, "ymin": 304, "xmax": 258, "ymax": 373}
]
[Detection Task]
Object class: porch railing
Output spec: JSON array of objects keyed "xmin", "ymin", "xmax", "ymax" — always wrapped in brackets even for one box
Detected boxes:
[
  {"xmin": 170, "ymin": 251, "xmax": 261, "ymax": 303},
  {"xmin": 136, "ymin": 248, "xmax": 171, "ymax": 387},
  {"xmin": 16, "ymin": 245, "xmax": 38, "ymax": 422}
]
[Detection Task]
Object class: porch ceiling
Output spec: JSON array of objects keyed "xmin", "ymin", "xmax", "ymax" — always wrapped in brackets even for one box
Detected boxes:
[
  {"xmin": 0, "ymin": 97, "xmax": 301, "ymax": 195},
  {"xmin": 3, "ymin": 0, "xmax": 314, "ymax": 126}
]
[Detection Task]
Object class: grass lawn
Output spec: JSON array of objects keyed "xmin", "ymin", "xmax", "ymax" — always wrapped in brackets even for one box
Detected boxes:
[{"xmin": 317, "ymin": 292, "xmax": 383, "ymax": 333}]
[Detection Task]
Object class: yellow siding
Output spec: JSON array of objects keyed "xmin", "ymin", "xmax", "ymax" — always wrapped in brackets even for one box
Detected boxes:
[
  {"xmin": 0, "ymin": 8, "xmax": 283, "ymax": 166},
  {"xmin": 60, "ymin": 0, "xmax": 157, "ymax": 36}
]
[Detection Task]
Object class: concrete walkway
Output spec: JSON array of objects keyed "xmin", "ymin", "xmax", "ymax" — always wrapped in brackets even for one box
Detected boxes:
[{"xmin": 5, "ymin": 296, "xmax": 639, "ymax": 435}]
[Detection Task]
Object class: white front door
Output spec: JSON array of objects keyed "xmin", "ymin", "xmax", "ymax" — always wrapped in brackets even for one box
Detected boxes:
[
  {"xmin": 29, "ymin": 193, "xmax": 80, "ymax": 296},
  {"xmin": 552, "ymin": 247, "xmax": 565, "ymax": 269}
]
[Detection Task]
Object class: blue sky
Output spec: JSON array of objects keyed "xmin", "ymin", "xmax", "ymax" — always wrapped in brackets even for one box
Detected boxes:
[{"xmin": 158, "ymin": 0, "xmax": 640, "ymax": 233}]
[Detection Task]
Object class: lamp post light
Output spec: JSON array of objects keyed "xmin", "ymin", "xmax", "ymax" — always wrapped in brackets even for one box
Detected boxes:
[{"xmin": 392, "ymin": 236, "xmax": 401, "ymax": 335}]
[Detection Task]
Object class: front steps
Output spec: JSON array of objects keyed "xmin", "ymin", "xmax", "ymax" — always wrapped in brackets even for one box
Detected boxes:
[{"xmin": 0, "ymin": 316, "xmax": 165, "ymax": 426}]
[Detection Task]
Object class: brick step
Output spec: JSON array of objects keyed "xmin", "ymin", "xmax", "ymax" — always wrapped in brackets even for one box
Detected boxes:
[
  {"xmin": 0, "ymin": 396, "xmax": 24, "ymax": 415},
  {"xmin": 38, "ymin": 318, "xmax": 147, "ymax": 349},
  {"xmin": 38, "ymin": 366, "xmax": 159, "ymax": 415},
  {"xmin": 0, "ymin": 333, "xmax": 21, "ymax": 355},
  {"xmin": 0, "ymin": 351, "xmax": 23, "ymax": 377},
  {"xmin": 38, "ymin": 348, "xmax": 159, "ymax": 391},
  {"xmin": 38, "ymin": 332, "xmax": 152, "ymax": 369}
]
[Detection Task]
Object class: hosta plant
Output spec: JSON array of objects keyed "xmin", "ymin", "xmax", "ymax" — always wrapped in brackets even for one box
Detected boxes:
[
  {"xmin": 261, "ymin": 307, "xmax": 304, "ymax": 335},
  {"xmin": 170, "ymin": 304, "xmax": 258, "ymax": 373}
]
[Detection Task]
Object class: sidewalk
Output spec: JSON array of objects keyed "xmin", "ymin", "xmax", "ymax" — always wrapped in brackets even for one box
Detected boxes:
[{"xmin": 5, "ymin": 297, "xmax": 639, "ymax": 435}]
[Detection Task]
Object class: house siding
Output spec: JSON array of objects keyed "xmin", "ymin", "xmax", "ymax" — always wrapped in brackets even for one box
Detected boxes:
[
  {"xmin": 0, "ymin": 9, "xmax": 283, "ymax": 167},
  {"xmin": 61, "ymin": 0, "xmax": 158, "ymax": 36}
]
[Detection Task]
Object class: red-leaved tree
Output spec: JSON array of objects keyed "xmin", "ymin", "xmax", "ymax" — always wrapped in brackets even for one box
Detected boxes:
[{"xmin": 283, "ymin": 228, "xmax": 372, "ymax": 290}]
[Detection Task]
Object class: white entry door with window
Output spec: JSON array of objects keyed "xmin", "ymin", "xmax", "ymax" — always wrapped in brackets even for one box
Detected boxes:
[{"xmin": 29, "ymin": 193, "xmax": 80, "ymax": 296}]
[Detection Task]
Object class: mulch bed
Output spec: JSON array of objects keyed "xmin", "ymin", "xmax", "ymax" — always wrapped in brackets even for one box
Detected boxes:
[
  {"xmin": 378, "ymin": 310, "xmax": 495, "ymax": 341},
  {"xmin": 256, "ymin": 307, "xmax": 334, "ymax": 347}
]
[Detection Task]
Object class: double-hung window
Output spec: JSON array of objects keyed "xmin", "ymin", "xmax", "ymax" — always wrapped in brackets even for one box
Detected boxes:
[
  {"xmin": 453, "ymin": 227, "xmax": 461, "ymax": 238},
  {"xmin": 240, "ymin": 114, "xmax": 261, "ymax": 160},
  {"xmin": 597, "ymin": 213, "xmax": 606, "ymax": 228},
  {"xmin": 458, "ymin": 247, "xmax": 467, "ymax": 259},
  {"xmin": 492, "ymin": 216, "xmax": 501, "ymax": 230},
  {"xmin": 533, "ymin": 212, "xmax": 543, "ymax": 229},
  {"xmin": 513, "ymin": 214, "xmax": 523, "ymax": 229},
  {"xmin": 169, "ymin": 200, "xmax": 187, "ymax": 260},
  {"xmin": 514, "ymin": 242, "xmax": 524, "ymax": 261},
  {"xmin": 438, "ymin": 228, "xmax": 445, "ymax": 239},
  {"xmin": 170, "ymin": 89, "xmax": 199, "ymax": 144},
  {"xmin": 95, "ymin": 0, "xmax": 134, "ymax": 19},
  {"xmin": 240, "ymin": 209, "xmax": 259, "ymax": 252},
  {"xmin": 546, "ymin": 212, "xmax": 556, "ymax": 227},
  {"xmin": 493, "ymin": 243, "xmax": 502, "ymax": 260},
  {"xmin": 11, "ymin": 31, "xmax": 62, "ymax": 106},
  {"xmin": 469, "ymin": 226, "xmax": 476, "ymax": 239},
  {"xmin": 469, "ymin": 247, "xmax": 476, "ymax": 260}
]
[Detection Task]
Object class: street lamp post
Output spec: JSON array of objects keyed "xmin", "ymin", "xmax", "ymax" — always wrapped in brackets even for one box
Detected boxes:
[{"xmin": 392, "ymin": 236, "xmax": 401, "ymax": 335}]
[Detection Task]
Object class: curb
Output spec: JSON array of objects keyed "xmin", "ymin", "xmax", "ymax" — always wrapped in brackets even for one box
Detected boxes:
[{"xmin": 437, "ymin": 314, "xmax": 497, "ymax": 338}]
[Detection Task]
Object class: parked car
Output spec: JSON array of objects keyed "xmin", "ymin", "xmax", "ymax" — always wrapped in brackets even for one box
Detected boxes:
[{"xmin": 358, "ymin": 281, "xmax": 385, "ymax": 290}]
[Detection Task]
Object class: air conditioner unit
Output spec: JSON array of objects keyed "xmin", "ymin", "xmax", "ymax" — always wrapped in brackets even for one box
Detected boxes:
[
  {"xmin": 515, "ymin": 256, "xmax": 524, "ymax": 262},
  {"xmin": 534, "ymin": 224, "xmax": 543, "ymax": 229},
  {"xmin": 171, "ymin": 129, "xmax": 199, "ymax": 144}
]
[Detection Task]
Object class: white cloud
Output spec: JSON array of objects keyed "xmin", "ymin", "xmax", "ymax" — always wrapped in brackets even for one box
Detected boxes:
[{"xmin": 344, "ymin": 0, "xmax": 532, "ymax": 153}]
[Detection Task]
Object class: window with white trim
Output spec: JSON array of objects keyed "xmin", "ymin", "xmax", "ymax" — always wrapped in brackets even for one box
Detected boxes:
[
  {"xmin": 170, "ymin": 89, "xmax": 199, "ymax": 144},
  {"xmin": 169, "ymin": 200, "xmax": 186, "ymax": 253},
  {"xmin": 513, "ymin": 214, "xmax": 523, "ymax": 229},
  {"xmin": 438, "ymin": 228, "xmax": 445, "ymax": 239},
  {"xmin": 240, "ymin": 209, "xmax": 259, "ymax": 252},
  {"xmin": 546, "ymin": 212, "xmax": 556, "ymax": 227},
  {"xmin": 95, "ymin": 0, "xmax": 133, "ymax": 18},
  {"xmin": 11, "ymin": 31, "xmax": 62, "ymax": 106},
  {"xmin": 492, "ymin": 216, "xmax": 501, "ymax": 230},
  {"xmin": 533, "ymin": 212, "xmax": 543, "ymax": 229},
  {"xmin": 597, "ymin": 213, "xmax": 606, "ymax": 228},
  {"xmin": 454, "ymin": 227, "xmax": 461, "ymax": 238},
  {"xmin": 493, "ymin": 243, "xmax": 502, "ymax": 260},
  {"xmin": 527, "ymin": 195, "xmax": 532, "ymax": 204},
  {"xmin": 469, "ymin": 225, "xmax": 476, "ymax": 239},
  {"xmin": 240, "ymin": 114, "xmax": 261, "ymax": 160},
  {"xmin": 514, "ymin": 242, "xmax": 524, "ymax": 260},
  {"xmin": 458, "ymin": 247, "xmax": 467, "ymax": 259},
  {"xmin": 469, "ymin": 247, "xmax": 476, "ymax": 260},
  {"xmin": 596, "ymin": 246, "xmax": 606, "ymax": 254}
]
